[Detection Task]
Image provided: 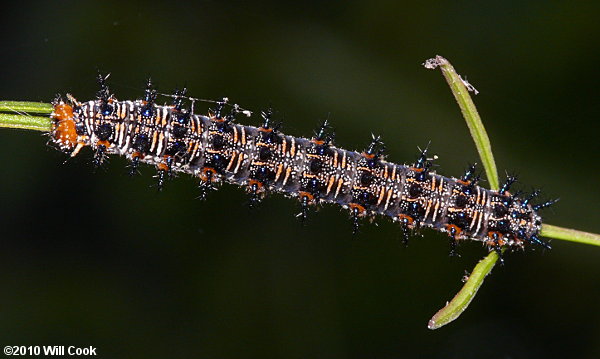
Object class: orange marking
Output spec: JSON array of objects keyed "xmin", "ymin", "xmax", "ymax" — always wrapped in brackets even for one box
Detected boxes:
[
  {"xmin": 457, "ymin": 179, "xmax": 470, "ymax": 186},
  {"xmin": 248, "ymin": 179, "xmax": 263, "ymax": 190},
  {"xmin": 398, "ymin": 214, "xmax": 414, "ymax": 225},
  {"xmin": 431, "ymin": 201, "xmax": 441, "ymax": 222},
  {"xmin": 283, "ymin": 167, "xmax": 292, "ymax": 185},
  {"xmin": 341, "ymin": 152, "xmax": 347, "ymax": 168},
  {"xmin": 377, "ymin": 187, "xmax": 386, "ymax": 205},
  {"xmin": 153, "ymin": 109, "xmax": 161, "ymax": 126},
  {"xmin": 132, "ymin": 151, "xmax": 142, "ymax": 159},
  {"xmin": 437, "ymin": 177, "xmax": 445, "ymax": 193},
  {"xmin": 51, "ymin": 104, "xmax": 77, "ymax": 147},
  {"xmin": 348, "ymin": 203, "xmax": 365, "ymax": 215},
  {"xmin": 97, "ymin": 140, "xmax": 110, "ymax": 147},
  {"xmin": 234, "ymin": 153, "xmax": 245, "ymax": 173},
  {"xmin": 274, "ymin": 163, "xmax": 284, "ymax": 182},
  {"xmin": 233, "ymin": 126, "xmax": 239, "ymax": 143},
  {"xmin": 70, "ymin": 142, "xmax": 85, "ymax": 157},
  {"xmin": 333, "ymin": 151, "xmax": 338, "ymax": 167},
  {"xmin": 446, "ymin": 224, "xmax": 463, "ymax": 239},
  {"xmin": 241, "ymin": 126, "xmax": 246, "ymax": 145},
  {"xmin": 190, "ymin": 142, "xmax": 199, "ymax": 156},
  {"xmin": 298, "ymin": 191, "xmax": 314, "ymax": 202},
  {"xmin": 410, "ymin": 167, "xmax": 425, "ymax": 173},
  {"xmin": 469, "ymin": 210, "xmax": 478, "ymax": 230},
  {"xmin": 290, "ymin": 138, "xmax": 296, "ymax": 157},
  {"xmin": 190, "ymin": 117, "xmax": 197, "ymax": 133},
  {"xmin": 161, "ymin": 110, "xmax": 167, "ymax": 126},
  {"xmin": 326, "ymin": 175, "xmax": 336, "ymax": 194},
  {"xmin": 157, "ymin": 130, "xmax": 165, "ymax": 152},
  {"xmin": 226, "ymin": 153, "xmax": 236, "ymax": 171},
  {"xmin": 282, "ymin": 138, "xmax": 287, "ymax": 155},
  {"xmin": 311, "ymin": 139, "xmax": 325, "ymax": 145},
  {"xmin": 487, "ymin": 231, "xmax": 503, "ymax": 242},
  {"xmin": 361, "ymin": 152, "xmax": 375, "ymax": 159},
  {"xmin": 424, "ymin": 199, "xmax": 433, "ymax": 220},
  {"xmin": 151, "ymin": 130, "xmax": 158, "ymax": 152},
  {"xmin": 200, "ymin": 167, "xmax": 217, "ymax": 181},
  {"xmin": 156, "ymin": 162, "xmax": 169, "ymax": 172},
  {"xmin": 258, "ymin": 127, "xmax": 273, "ymax": 133},
  {"xmin": 334, "ymin": 178, "xmax": 344, "ymax": 198}
]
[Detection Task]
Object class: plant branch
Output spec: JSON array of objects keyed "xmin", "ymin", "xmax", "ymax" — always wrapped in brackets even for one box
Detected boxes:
[
  {"xmin": 0, "ymin": 113, "xmax": 52, "ymax": 132},
  {"xmin": 0, "ymin": 101, "xmax": 53, "ymax": 132},
  {"xmin": 541, "ymin": 224, "xmax": 600, "ymax": 247},
  {"xmin": 428, "ymin": 249, "xmax": 502, "ymax": 329},
  {"xmin": 0, "ymin": 101, "xmax": 53, "ymax": 114},
  {"xmin": 424, "ymin": 56, "xmax": 499, "ymax": 191}
]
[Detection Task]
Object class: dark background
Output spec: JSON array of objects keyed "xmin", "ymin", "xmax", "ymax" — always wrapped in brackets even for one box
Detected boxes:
[{"xmin": 0, "ymin": 1, "xmax": 599, "ymax": 358}]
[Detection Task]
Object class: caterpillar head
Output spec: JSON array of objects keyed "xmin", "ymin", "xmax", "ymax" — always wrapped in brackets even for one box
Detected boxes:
[{"xmin": 51, "ymin": 98, "xmax": 77, "ymax": 150}]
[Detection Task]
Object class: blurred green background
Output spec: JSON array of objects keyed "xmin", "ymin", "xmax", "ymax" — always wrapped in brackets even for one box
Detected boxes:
[{"xmin": 0, "ymin": 1, "xmax": 599, "ymax": 358}]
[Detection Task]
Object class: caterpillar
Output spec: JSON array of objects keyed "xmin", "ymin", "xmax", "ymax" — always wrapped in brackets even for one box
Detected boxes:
[{"xmin": 49, "ymin": 75, "xmax": 555, "ymax": 258}]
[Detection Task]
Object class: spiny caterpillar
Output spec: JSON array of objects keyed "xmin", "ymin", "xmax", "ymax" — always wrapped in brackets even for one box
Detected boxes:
[{"xmin": 49, "ymin": 75, "xmax": 556, "ymax": 258}]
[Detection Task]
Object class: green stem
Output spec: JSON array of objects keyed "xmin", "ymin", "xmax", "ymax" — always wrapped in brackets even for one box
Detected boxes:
[
  {"xmin": 541, "ymin": 224, "xmax": 600, "ymax": 247},
  {"xmin": 424, "ymin": 55, "xmax": 499, "ymax": 191},
  {"xmin": 0, "ymin": 101, "xmax": 53, "ymax": 132},
  {"xmin": 0, "ymin": 101, "xmax": 53, "ymax": 114},
  {"xmin": 428, "ymin": 249, "xmax": 501, "ymax": 329},
  {"xmin": 0, "ymin": 113, "xmax": 52, "ymax": 132}
]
